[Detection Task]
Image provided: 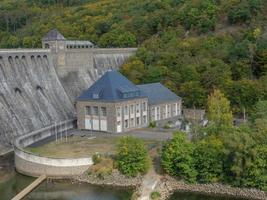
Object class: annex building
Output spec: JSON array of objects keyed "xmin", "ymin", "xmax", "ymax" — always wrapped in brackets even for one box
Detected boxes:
[{"xmin": 76, "ymin": 70, "xmax": 182, "ymax": 133}]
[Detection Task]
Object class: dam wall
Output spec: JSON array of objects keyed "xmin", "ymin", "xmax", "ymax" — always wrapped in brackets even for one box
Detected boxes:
[
  {"xmin": 57, "ymin": 48, "xmax": 137, "ymax": 101},
  {"xmin": 0, "ymin": 49, "xmax": 74, "ymax": 146},
  {"xmin": 0, "ymin": 47, "xmax": 137, "ymax": 147}
]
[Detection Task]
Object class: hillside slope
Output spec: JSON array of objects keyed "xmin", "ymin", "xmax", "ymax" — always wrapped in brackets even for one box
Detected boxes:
[{"xmin": 0, "ymin": 0, "xmax": 266, "ymax": 113}]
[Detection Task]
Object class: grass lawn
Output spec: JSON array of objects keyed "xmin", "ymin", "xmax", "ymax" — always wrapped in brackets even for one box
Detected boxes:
[{"xmin": 25, "ymin": 135, "xmax": 160, "ymax": 158}]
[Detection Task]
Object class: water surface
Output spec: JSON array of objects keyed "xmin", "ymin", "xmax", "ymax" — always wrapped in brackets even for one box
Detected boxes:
[{"xmin": 0, "ymin": 154, "xmax": 248, "ymax": 200}]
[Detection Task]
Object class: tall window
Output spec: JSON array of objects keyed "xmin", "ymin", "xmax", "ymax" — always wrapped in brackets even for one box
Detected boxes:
[
  {"xmin": 124, "ymin": 105, "xmax": 129, "ymax": 115},
  {"xmin": 151, "ymin": 107, "xmax": 155, "ymax": 121},
  {"xmin": 136, "ymin": 117, "xmax": 140, "ymax": 125},
  {"xmin": 92, "ymin": 106, "xmax": 99, "ymax": 116},
  {"xmin": 162, "ymin": 106, "xmax": 166, "ymax": 119},
  {"xmin": 100, "ymin": 107, "xmax": 107, "ymax": 116},
  {"xmin": 136, "ymin": 103, "xmax": 140, "ymax": 113},
  {"xmin": 124, "ymin": 119, "xmax": 129, "ymax": 128},
  {"xmin": 173, "ymin": 103, "xmax": 177, "ymax": 116},
  {"xmin": 130, "ymin": 105, "xmax": 134, "ymax": 114},
  {"xmin": 143, "ymin": 116, "xmax": 147, "ymax": 124},
  {"xmin": 143, "ymin": 102, "xmax": 147, "ymax": 111},
  {"xmin": 157, "ymin": 107, "xmax": 160, "ymax": 120},
  {"xmin": 116, "ymin": 107, "xmax": 121, "ymax": 117},
  {"xmin": 85, "ymin": 106, "xmax": 91, "ymax": 115},
  {"xmin": 167, "ymin": 105, "xmax": 171, "ymax": 118}
]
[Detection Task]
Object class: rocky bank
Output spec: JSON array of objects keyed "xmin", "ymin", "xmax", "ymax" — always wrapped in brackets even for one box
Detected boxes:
[{"xmin": 156, "ymin": 175, "xmax": 267, "ymax": 200}]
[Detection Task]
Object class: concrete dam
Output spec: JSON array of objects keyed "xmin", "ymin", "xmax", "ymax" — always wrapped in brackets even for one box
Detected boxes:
[{"xmin": 0, "ymin": 47, "xmax": 136, "ymax": 148}]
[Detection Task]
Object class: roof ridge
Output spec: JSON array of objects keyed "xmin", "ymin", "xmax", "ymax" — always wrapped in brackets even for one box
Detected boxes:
[{"xmin": 105, "ymin": 71, "xmax": 117, "ymax": 99}]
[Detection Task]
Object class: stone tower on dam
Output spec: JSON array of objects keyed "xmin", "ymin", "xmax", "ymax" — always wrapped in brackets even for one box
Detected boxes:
[{"xmin": 0, "ymin": 29, "xmax": 137, "ymax": 150}]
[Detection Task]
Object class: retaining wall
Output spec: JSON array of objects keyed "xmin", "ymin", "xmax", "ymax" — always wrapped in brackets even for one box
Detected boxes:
[{"xmin": 14, "ymin": 120, "xmax": 93, "ymax": 178}]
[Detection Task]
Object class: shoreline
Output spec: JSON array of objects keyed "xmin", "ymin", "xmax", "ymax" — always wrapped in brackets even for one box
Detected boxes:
[
  {"xmin": 72, "ymin": 171, "xmax": 266, "ymax": 200},
  {"xmin": 156, "ymin": 175, "xmax": 266, "ymax": 200}
]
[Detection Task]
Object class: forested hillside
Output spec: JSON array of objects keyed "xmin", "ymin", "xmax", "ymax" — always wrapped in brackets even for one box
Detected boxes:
[{"xmin": 0, "ymin": 0, "xmax": 266, "ymax": 114}]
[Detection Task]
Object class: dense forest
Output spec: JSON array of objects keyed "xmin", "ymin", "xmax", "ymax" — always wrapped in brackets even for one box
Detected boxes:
[{"xmin": 0, "ymin": 0, "xmax": 266, "ymax": 116}]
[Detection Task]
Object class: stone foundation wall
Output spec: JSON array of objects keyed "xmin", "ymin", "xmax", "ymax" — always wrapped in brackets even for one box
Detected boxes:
[
  {"xmin": 156, "ymin": 176, "xmax": 266, "ymax": 200},
  {"xmin": 14, "ymin": 120, "xmax": 93, "ymax": 178},
  {"xmin": 15, "ymin": 155, "xmax": 91, "ymax": 178}
]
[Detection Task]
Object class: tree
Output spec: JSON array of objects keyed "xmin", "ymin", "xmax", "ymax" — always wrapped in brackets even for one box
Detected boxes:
[
  {"xmin": 161, "ymin": 132, "xmax": 197, "ymax": 183},
  {"xmin": 120, "ymin": 58, "xmax": 145, "ymax": 84},
  {"xmin": 228, "ymin": 3, "xmax": 252, "ymax": 24},
  {"xmin": 201, "ymin": 59, "xmax": 232, "ymax": 92},
  {"xmin": 222, "ymin": 127, "xmax": 256, "ymax": 186},
  {"xmin": 193, "ymin": 137, "xmax": 224, "ymax": 183},
  {"xmin": 251, "ymin": 100, "xmax": 267, "ymax": 121},
  {"xmin": 244, "ymin": 145, "xmax": 267, "ymax": 191},
  {"xmin": 99, "ymin": 29, "xmax": 137, "ymax": 48},
  {"xmin": 207, "ymin": 89, "xmax": 233, "ymax": 131},
  {"xmin": 229, "ymin": 80, "xmax": 260, "ymax": 116},
  {"xmin": 116, "ymin": 136, "xmax": 150, "ymax": 177},
  {"xmin": 180, "ymin": 81, "xmax": 207, "ymax": 108}
]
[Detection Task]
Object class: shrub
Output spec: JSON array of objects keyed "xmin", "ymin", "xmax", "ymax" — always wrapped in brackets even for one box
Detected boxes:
[
  {"xmin": 151, "ymin": 191, "xmax": 161, "ymax": 200},
  {"xmin": 116, "ymin": 136, "xmax": 150, "ymax": 177},
  {"xmin": 89, "ymin": 157, "xmax": 114, "ymax": 179},
  {"xmin": 163, "ymin": 122, "xmax": 171, "ymax": 129},
  {"xmin": 92, "ymin": 153, "xmax": 102, "ymax": 164},
  {"xmin": 161, "ymin": 132, "xmax": 197, "ymax": 183},
  {"xmin": 149, "ymin": 121, "xmax": 156, "ymax": 128}
]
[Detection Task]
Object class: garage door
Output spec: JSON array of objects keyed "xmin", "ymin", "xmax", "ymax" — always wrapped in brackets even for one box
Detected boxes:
[
  {"xmin": 100, "ymin": 119, "xmax": 107, "ymax": 131},
  {"xmin": 92, "ymin": 119, "xmax": 99, "ymax": 130},
  {"xmin": 85, "ymin": 118, "xmax": 92, "ymax": 130}
]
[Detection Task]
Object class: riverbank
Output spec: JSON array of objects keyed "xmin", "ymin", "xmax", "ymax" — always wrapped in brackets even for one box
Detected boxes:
[
  {"xmin": 73, "ymin": 169, "xmax": 266, "ymax": 200},
  {"xmin": 156, "ymin": 175, "xmax": 266, "ymax": 200},
  {"xmin": 75, "ymin": 169, "xmax": 142, "ymax": 188}
]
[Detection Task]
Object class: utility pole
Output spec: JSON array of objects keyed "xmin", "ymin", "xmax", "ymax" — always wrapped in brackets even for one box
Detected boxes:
[
  {"xmin": 91, "ymin": 118, "xmax": 93, "ymax": 137},
  {"xmin": 65, "ymin": 121, "xmax": 68, "ymax": 142},
  {"xmin": 60, "ymin": 121, "xmax": 63, "ymax": 141},
  {"xmin": 55, "ymin": 122, "xmax": 58, "ymax": 142}
]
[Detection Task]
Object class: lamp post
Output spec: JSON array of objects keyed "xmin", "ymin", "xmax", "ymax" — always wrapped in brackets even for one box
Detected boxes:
[{"xmin": 91, "ymin": 118, "xmax": 93, "ymax": 137}]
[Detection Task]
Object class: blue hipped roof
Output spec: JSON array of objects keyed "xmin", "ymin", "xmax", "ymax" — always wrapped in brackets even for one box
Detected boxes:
[
  {"xmin": 137, "ymin": 83, "xmax": 181, "ymax": 105},
  {"xmin": 77, "ymin": 70, "xmax": 146, "ymax": 102}
]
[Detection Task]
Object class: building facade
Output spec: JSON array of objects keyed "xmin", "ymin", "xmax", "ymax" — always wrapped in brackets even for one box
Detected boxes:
[
  {"xmin": 76, "ymin": 71, "xmax": 182, "ymax": 133},
  {"xmin": 137, "ymin": 83, "xmax": 182, "ymax": 126}
]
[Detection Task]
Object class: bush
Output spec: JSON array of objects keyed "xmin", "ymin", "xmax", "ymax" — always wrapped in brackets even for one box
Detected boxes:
[
  {"xmin": 92, "ymin": 153, "xmax": 102, "ymax": 164},
  {"xmin": 116, "ymin": 136, "xmax": 150, "ymax": 177},
  {"xmin": 89, "ymin": 157, "xmax": 114, "ymax": 179},
  {"xmin": 149, "ymin": 121, "xmax": 156, "ymax": 128},
  {"xmin": 151, "ymin": 191, "xmax": 161, "ymax": 200},
  {"xmin": 161, "ymin": 132, "xmax": 197, "ymax": 183}
]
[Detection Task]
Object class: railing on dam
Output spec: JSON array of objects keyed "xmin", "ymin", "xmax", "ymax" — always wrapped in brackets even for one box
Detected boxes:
[
  {"xmin": 66, "ymin": 47, "xmax": 138, "ymax": 54},
  {"xmin": 0, "ymin": 49, "xmax": 51, "ymax": 53},
  {"xmin": 14, "ymin": 119, "xmax": 93, "ymax": 177}
]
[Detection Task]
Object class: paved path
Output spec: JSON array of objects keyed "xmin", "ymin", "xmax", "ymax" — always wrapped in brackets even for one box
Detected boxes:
[
  {"xmin": 138, "ymin": 166, "xmax": 160, "ymax": 200},
  {"xmin": 11, "ymin": 175, "xmax": 46, "ymax": 200}
]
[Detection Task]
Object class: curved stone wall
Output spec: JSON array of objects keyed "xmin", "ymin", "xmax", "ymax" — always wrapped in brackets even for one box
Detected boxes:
[{"xmin": 14, "ymin": 120, "xmax": 93, "ymax": 177}]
